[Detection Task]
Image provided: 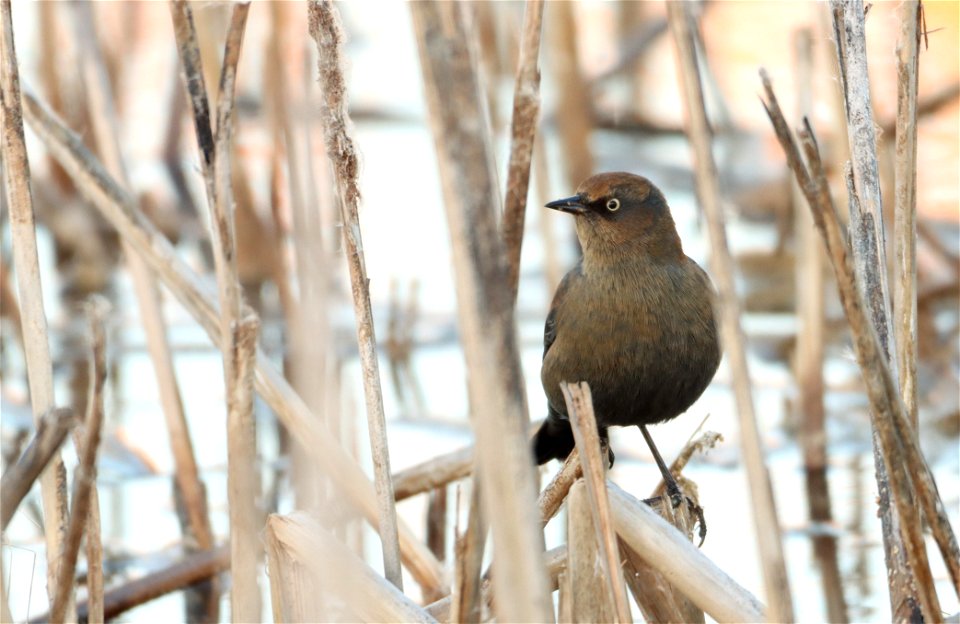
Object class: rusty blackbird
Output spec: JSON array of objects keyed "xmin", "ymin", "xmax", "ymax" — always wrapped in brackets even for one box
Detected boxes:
[{"xmin": 533, "ymin": 172, "xmax": 721, "ymax": 506}]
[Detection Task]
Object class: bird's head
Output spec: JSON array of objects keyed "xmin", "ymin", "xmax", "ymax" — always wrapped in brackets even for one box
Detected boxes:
[{"xmin": 545, "ymin": 172, "xmax": 682, "ymax": 263}]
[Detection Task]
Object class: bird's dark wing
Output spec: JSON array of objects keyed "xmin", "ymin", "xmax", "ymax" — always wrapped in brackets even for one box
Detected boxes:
[{"xmin": 543, "ymin": 263, "xmax": 582, "ymax": 359}]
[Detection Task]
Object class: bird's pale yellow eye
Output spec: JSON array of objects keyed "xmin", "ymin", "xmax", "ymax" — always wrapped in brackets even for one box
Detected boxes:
[{"xmin": 606, "ymin": 198, "xmax": 620, "ymax": 212}]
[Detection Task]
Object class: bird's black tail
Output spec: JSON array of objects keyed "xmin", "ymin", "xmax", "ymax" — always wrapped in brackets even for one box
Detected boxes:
[{"xmin": 532, "ymin": 413, "xmax": 575, "ymax": 465}]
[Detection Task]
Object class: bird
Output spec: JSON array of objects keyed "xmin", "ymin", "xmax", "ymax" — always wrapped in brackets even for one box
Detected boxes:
[{"xmin": 533, "ymin": 171, "xmax": 721, "ymax": 510}]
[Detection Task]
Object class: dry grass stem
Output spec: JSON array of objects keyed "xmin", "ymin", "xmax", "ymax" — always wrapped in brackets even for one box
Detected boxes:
[
  {"xmin": 0, "ymin": 407, "xmax": 76, "ymax": 530},
  {"xmin": 502, "ymin": 0, "xmax": 544, "ymax": 304},
  {"xmin": 69, "ymin": 1, "xmax": 216, "ymax": 570},
  {"xmin": 561, "ymin": 382, "xmax": 631, "ymax": 622},
  {"xmin": 392, "ymin": 446, "xmax": 473, "ymax": 501},
  {"xmin": 267, "ymin": 512, "xmax": 437, "ymax": 623},
  {"xmin": 666, "ymin": 4, "xmax": 793, "ymax": 620},
  {"xmin": 308, "ymin": 0, "xmax": 404, "ymax": 589},
  {"xmin": 893, "ymin": 0, "xmax": 921, "ymax": 430},
  {"xmin": 21, "ymin": 91, "xmax": 446, "ymax": 596},
  {"xmin": 50, "ymin": 300, "xmax": 109, "ymax": 624},
  {"xmin": 410, "ymin": 2, "xmax": 552, "ymax": 620},
  {"xmin": 0, "ymin": 1, "xmax": 72, "ymax": 614},
  {"xmin": 609, "ymin": 482, "xmax": 766, "ymax": 622},
  {"xmin": 760, "ymin": 73, "xmax": 959, "ymax": 613}
]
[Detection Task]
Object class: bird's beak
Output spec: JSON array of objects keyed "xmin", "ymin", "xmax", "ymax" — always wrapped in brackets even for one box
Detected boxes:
[{"xmin": 545, "ymin": 195, "xmax": 587, "ymax": 215}]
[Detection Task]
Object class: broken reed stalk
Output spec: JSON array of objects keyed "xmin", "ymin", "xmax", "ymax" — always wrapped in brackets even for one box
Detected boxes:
[
  {"xmin": 451, "ymin": 480, "xmax": 485, "ymax": 623},
  {"xmin": 620, "ymin": 537, "xmax": 703, "ymax": 624},
  {"xmin": 560, "ymin": 382, "xmax": 631, "ymax": 623},
  {"xmin": 266, "ymin": 513, "xmax": 436, "ymax": 623},
  {"xmin": 828, "ymin": 2, "xmax": 931, "ymax": 618},
  {"xmin": 0, "ymin": 1, "xmax": 73, "ymax": 615},
  {"xmin": 538, "ymin": 446, "xmax": 582, "ymax": 527},
  {"xmin": 308, "ymin": 0, "xmax": 404, "ymax": 589},
  {"xmin": 609, "ymin": 482, "xmax": 766, "ymax": 623},
  {"xmin": 21, "ymin": 92, "xmax": 446, "ymax": 597},
  {"xmin": 502, "ymin": 0, "xmax": 544, "ymax": 305},
  {"xmin": 68, "ymin": 0, "xmax": 216, "ymax": 567},
  {"xmin": 172, "ymin": 4, "xmax": 265, "ymax": 619},
  {"xmin": 567, "ymin": 480, "xmax": 617, "ymax": 622},
  {"xmin": 50, "ymin": 300, "xmax": 108, "ymax": 624},
  {"xmin": 72, "ymin": 544, "xmax": 230, "ymax": 623},
  {"xmin": 791, "ymin": 26, "xmax": 847, "ymax": 624},
  {"xmin": 893, "ymin": 0, "xmax": 921, "ymax": 430},
  {"xmin": 760, "ymin": 73, "xmax": 960, "ymax": 611},
  {"xmin": 410, "ymin": 2, "xmax": 553, "ymax": 621},
  {"xmin": 666, "ymin": 4, "xmax": 794, "ymax": 621},
  {"xmin": 0, "ymin": 407, "xmax": 76, "ymax": 530}
]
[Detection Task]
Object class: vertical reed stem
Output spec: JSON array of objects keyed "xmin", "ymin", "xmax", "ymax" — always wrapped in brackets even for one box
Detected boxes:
[
  {"xmin": 0, "ymin": 0, "xmax": 72, "ymax": 616},
  {"xmin": 667, "ymin": 4, "xmax": 794, "ymax": 620},
  {"xmin": 308, "ymin": 0, "xmax": 404, "ymax": 589}
]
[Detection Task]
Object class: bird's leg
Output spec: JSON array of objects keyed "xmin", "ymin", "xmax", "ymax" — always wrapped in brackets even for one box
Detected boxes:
[
  {"xmin": 639, "ymin": 424, "xmax": 707, "ymax": 545},
  {"xmin": 639, "ymin": 424, "xmax": 683, "ymax": 508}
]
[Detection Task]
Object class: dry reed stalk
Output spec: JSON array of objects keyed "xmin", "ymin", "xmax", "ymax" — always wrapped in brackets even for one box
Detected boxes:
[
  {"xmin": 410, "ymin": 2, "xmax": 552, "ymax": 620},
  {"xmin": 21, "ymin": 92, "xmax": 447, "ymax": 597},
  {"xmin": 171, "ymin": 4, "xmax": 263, "ymax": 619},
  {"xmin": 533, "ymin": 131, "xmax": 563, "ymax": 294},
  {"xmin": 567, "ymin": 480, "xmax": 617, "ymax": 622},
  {"xmin": 68, "ymin": 1, "xmax": 216, "ymax": 567},
  {"xmin": 308, "ymin": 0, "xmax": 404, "ymax": 589},
  {"xmin": 0, "ymin": 1, "xmax": 72, "ymax": 615},
  {"xmin": 50, "ymin": 300, "xmax": 108, "ymax": 624},
  {"xmin": 561, "ymin": 382, "xmax": 631, "ymax": 622},
  {"xmin": 547, "ymin": 0, "xmax": 593, "ymax": 189},
  {"xmin": 620, "ymin": 538, "xmax": 703, "ymax": 624},
  {"xmin": 502, "ymin": 0, "xmax": 544, "ymax": 304},
  {"xmin": 791, "ymin": 27, "xmax": 847, "ymax": 624},
  {"xmin": 392, "ymin": 446, "xmax": 473, "ymax": 501},
  {"xmin": 828, "ymin": 3, "xmax": 933, "ymax": 617},
  {"xmin": 760, "ymin": 74, "xmax": 960, "ymax": 611},
  {"xmin": 265, "ymin": 521, "xmax": 315, "ymax": 623},
  {"xmin": 666, "ymin": 4, "xmax": 794, "ymax": 620},
  {"xmin": 893, "ymin": 0, "xmax": 921, "ymax": 431},
  {"xmin": 0, "ymin": 407, "xmax": 76, "ymax": 531},
  {"xmin": 451, "ymin": 481, "xmax": 485, "ymax": 623},
  {"xmin": 83, "ymin": 482, "xmax": 104, "ymax": 624},
  {"xmin": 70, "ymin": 544, "xmax": 230, "ymax": 622},
  {"xmin": 538, "ymin": 447, "xmax": 582, "ymax": 527},
  {"xmin": 609, "ymin": 482, "xmax": 766, "ymax": 623},
  {"xmin": 267, "ymin": 513, "xmax": 437, "ymax": 623}
]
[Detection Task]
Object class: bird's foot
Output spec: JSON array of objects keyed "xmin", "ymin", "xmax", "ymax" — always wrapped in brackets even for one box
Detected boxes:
[{"xmin": 665, "ymin": 483, "xmax": 707, "ymax": 547}]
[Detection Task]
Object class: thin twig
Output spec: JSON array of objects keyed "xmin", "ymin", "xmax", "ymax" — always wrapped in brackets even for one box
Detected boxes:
[
  {"xmin": 308, "ymin": 0, "xmax": 404, "ymax": 589},
  {"xmin": 410, "ymin": 2, "xmax": 552, "ymax": 620},
  {"xmin": 50, "ymin": 299, "xmax": 109, "ymax": 624},
  {"xmin": 502, "ymin": 0, "xmax": 544, "ymax": 305},
  {"xmin": 561, "ymin": 382, "xmax": 631, "ymax": 623},
  {"xmin": 0, "ymin": 407, "xmax": 76, "ymax": 531},
  {"xmin": 760, "ymin": 72, "xmax": 959, "ymax": 609},
  {"xmin": 20, "ymin": 91, "xmax": 447, "ymax": 597},
  {"xmin": 0, "ymin": 1, "xmax": 71, "ymax": 614},
  {"xmin": 666, "ymin": 4, "xmax": 794, "ymax": 620},
  {"xmin": 392, "ymin": 446, "xmax": 473, "ymax": 501}
]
